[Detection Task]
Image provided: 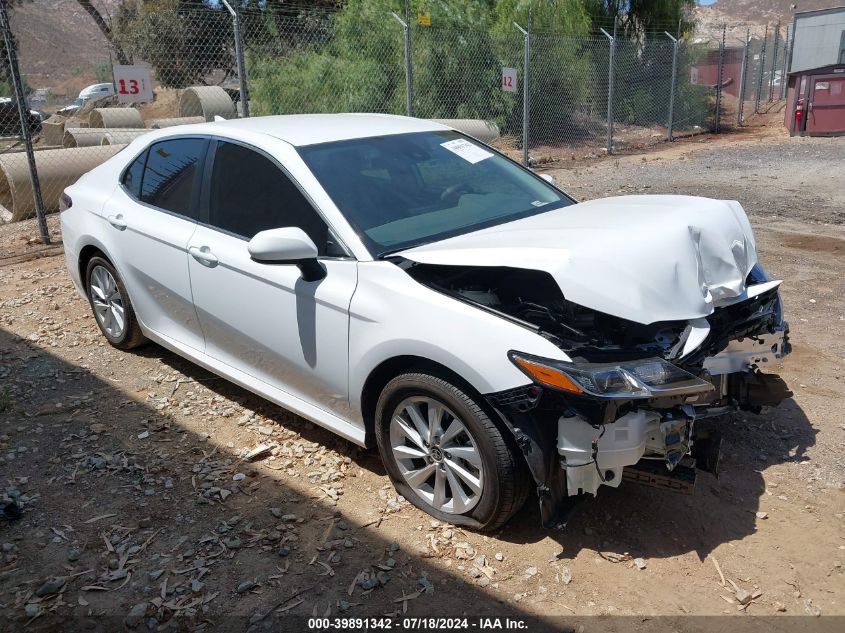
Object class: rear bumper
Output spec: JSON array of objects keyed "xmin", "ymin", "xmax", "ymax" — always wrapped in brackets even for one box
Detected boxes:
[{"xmin": 59, "ymin": 212, "xmax": 86, "ymax": 299}]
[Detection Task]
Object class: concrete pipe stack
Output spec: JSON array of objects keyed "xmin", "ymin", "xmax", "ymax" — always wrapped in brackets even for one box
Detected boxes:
[
  {"xmin": 148, "ymin": 116, "xmax": 206, "ymax": 129},
  {"xmin": 99, "ymin": 130, "xmax": 149, "ymax": 146},
  {"xmin": 0, "ymin": 145, "xmax": 126, "ymax": 221},
  {"xmin": 178, "ymin": 86, "xmax": 235, "ymax": 122},
  {"xmin": 63, "ymin": 128, "xmax": 148, "ymax": 148},
  {"xmin": 428, "ymin": 119, "xmax": 501, "ymax": 144},
  {"xmin": 89, "ymin": 108, "xmax": 145, "ymax": 129}
]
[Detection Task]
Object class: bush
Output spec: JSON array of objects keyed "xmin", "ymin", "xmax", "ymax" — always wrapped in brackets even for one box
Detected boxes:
[{"xmin": 248, "ymin": 52, "xmax": 398, "ymax": 115}]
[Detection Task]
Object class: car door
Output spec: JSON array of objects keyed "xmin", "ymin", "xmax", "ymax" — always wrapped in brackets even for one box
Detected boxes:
[
  {"xmin": 187, "ymin": 138, "xmax": 357, "ymax": 418},
  {"xmin": 100, "ymin": 137, "xmax": 208, "ymax": 351}
]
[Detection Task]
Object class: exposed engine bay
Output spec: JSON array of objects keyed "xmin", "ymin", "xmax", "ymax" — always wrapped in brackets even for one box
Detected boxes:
[{"xmin": 397, "ymin": 259, "xmax": 792, "ymax": 528}]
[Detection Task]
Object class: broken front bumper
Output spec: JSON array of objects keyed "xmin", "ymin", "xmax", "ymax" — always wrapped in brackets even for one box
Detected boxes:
[{"xmin": 487, "ymin": 317, "xmax": 792, "ymax": 529}]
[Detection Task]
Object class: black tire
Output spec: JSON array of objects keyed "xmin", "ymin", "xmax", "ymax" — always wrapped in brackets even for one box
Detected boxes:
[
  {"xmin": 84, "ymin": 256, "xmax": 146, "ymax": 350},
  {"xmin": 375, "ymin": 372, "xmax": 530, "ymax": 531}
]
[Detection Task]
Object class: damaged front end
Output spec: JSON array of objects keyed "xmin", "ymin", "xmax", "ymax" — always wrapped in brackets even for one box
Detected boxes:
[{"xmin": 400, "ymin": 260, "xmax": 791, "ymax": 529}]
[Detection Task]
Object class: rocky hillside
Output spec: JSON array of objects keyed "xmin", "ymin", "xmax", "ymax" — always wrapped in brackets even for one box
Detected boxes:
[
  {"xmin": 9, "ymin": 0, "xmax": 121, "ymax": 99},
  {"xmin": 694, "ymin": 0, "xmax": 837, "ymax": 41}
]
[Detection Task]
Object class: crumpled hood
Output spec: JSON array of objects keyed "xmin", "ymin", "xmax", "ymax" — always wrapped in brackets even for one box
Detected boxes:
[{"xmin": 397, "ymin": 195, "xmax": 758, "ymax": 325}]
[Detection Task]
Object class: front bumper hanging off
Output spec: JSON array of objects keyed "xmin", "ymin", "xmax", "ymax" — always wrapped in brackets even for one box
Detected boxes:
[{"xmin": 487, "ymin": 317, "xmax": 792, "ymax": 529}]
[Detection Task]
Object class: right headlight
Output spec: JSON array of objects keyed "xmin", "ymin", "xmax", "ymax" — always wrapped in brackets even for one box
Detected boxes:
[{"xmin": 509, "ymin": 352, "xmax": 713, "ymax": 399}]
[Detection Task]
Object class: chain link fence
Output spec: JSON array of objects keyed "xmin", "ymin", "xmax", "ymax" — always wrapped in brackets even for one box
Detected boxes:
[
  {"xmin": 0, "ymin": 3, "xmax": 787, "ymax": 240},
  {"xmin": 736, "ymin": 23, "xmax": 790, "ymax": 127}
]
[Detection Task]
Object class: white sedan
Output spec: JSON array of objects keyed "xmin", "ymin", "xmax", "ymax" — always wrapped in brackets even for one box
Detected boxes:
[{"xmin": 61, "ymin": 114, "xmax": 791, "ymax": 530}]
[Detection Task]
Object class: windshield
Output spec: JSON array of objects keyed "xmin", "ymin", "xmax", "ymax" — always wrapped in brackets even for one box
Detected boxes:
[{"xmin": 298, "ymin": 130, "xmax": 573, "ymax": 256}]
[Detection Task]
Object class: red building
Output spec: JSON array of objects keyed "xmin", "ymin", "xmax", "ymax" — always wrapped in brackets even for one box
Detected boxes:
[
  {"xmin": 783, "ymin": 6, "xmax": 845, "ymax": 136},
  {"xmin": 785, "ymin": 65, "xmax": 845, "ymax": 136},
  {"xmin": 690, "ymin": 47, "xmax": 745, "ymax": 97}
]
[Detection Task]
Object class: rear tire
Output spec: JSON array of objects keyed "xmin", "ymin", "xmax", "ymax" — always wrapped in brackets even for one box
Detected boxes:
[
  {"xmin": 85, "ymin": 256, "xmax": 146, "ymax": 350},
  {"xmin": 375, "ymin": 372, "xmax": 529, "ymax": 531}
]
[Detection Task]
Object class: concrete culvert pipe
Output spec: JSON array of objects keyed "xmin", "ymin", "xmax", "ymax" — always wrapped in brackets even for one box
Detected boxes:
[
  {"xmin": 41, "ymin": 119, "xmax": 66, "ymax": 146},
  {"xmin": 0, "ymin": 145, "xmax": 126, "ymax": 221},
  {"xmin": 89, "ymin": 108, "xmax": 144, "ymax": 129},
  {"xmin": 178, "ymin": 86, "xmax": 235, "ymax": 121},
  {"xmin": 99, "ymin": 130, "xmax": 149, "ymax": 146},
  {"xmin": 429, "ymin": 119, "xmax": 500, "ymax": 144},
  {"xmin": 148, "ymin": 116, "xmax": 205, "ymax": 129},
  {"xmin": 63, "ymin": 127, "xmax": 145, "ymax": 148}
]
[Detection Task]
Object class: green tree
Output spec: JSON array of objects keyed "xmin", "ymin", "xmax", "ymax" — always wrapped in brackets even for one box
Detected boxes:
[
  {"xmin": 114, "ymin": 0, "xmax": 234, "ymax": 88},
  {"xmin": 76, "ymin": 0, "xmax": 131, "ymax": 64},
  {"xmin": 583, "ymin": 0, "xmax": 695, "ymax": 36}
]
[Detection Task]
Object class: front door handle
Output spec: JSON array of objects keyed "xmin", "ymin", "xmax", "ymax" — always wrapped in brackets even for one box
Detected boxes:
[
  {"xmin": 188, "ymin": 246, "xmax": 219, "ymax": 267},
  {"xmin": 107, "ymin": 214, "xmax": 127, "ymax": 230}
]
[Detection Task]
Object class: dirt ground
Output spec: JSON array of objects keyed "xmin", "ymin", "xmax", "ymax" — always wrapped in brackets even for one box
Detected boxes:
[{"xmin": 0, "ymin": 119, "xmax": 843, "ymax": 632}]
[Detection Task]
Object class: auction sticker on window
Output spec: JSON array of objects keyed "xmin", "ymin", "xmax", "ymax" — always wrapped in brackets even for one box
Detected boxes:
[{"xmin": 440, "ymin": 139, "xmax": 493, "ymax": 164}]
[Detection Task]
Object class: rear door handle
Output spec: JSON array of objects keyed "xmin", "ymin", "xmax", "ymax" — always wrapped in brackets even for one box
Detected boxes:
[
  {"xmin": 188, "ymin": 245, "xmax": 219, "ymax": 267},
  {"xmin": 107, "ymin": 214, "xmax": 127, "ymax": 230}
]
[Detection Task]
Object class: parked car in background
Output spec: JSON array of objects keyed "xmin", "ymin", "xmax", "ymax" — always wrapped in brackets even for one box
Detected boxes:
[
  {"xmin": 0, "ymin": 97, "xmax": 44, "ymax": 136},
  {"xmin": 56, "ymin": 82, "xmax": 116, "ymax": 116},
  {"xmin": 60, "ymin": 114, "xmax": 792, "ymax": 531}
]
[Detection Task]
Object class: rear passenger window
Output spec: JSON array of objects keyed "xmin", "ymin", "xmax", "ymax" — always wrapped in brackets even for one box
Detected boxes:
[
  {"xmin": 122, "ymin": 150, "xmax": 147, "ymax": 199},
  {"xmin": 207, "ymin": 141, "xmax": 331, "ymax": 254},
  {"xmin": 140, "ymin": 138, "xmax": 205, "ymax": 219}
]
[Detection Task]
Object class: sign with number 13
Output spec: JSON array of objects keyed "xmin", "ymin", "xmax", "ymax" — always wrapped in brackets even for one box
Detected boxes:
[{"xmin": 113, "ymin": 65, "xmax": 154, "ymax": 104}]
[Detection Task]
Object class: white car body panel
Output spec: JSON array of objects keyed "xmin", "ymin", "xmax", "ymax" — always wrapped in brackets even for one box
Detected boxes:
[
  {"xmin": 213, "ymin": 112, "xmax": 448, "ymax": 147},
  {"xmin": 60, "ymin": 114, "xmax": 791, "ymax": 520},
  {"xmin": 347, "ymin": 261, "xmax": 572, "ymax": 426},
  {"xmin": 186, "ymin": 224, "xmax": 358, "ymax": 420},
  {"xmin": 398, "ymin": 195, "xmax": 759, "ymax": 325},
  {"xmin": 98, "ymin": 185, "xmax": 206, "ymax": 351}
]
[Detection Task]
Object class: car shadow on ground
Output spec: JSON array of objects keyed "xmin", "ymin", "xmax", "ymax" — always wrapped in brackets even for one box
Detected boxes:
[
  {"xmin": 1, "ymin": 327, "xmax": 557, "ymax": 632},
  {"xmin": 138, "ymin": 342, "xmax": 816, "ymax": 564}
]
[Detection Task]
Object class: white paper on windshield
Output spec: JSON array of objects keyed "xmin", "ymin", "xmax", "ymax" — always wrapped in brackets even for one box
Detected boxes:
[{"xmin": 440, "ymin": 139, "xmax": 493, "ymax": 164}]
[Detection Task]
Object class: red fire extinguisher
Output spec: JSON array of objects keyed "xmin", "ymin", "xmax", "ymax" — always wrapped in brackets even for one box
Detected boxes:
[{"xmin": 794, "ymin": 97, "xmax": 805, "ymax": 132}]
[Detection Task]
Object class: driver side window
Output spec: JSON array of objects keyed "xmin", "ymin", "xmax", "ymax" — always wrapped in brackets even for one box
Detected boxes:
[{"xmin": 207, "ymin": 141, "xmax": 339, "ymax": 256}]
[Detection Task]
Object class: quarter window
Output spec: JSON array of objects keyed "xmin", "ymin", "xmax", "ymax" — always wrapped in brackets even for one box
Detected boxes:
[
  {"xmin": 140, "ymin": 138, "xmax": 205, "ymax": 219},
  {"xmin": 121, "ymin": 149, "xmax": 147, "ymax": 199},
  {"xmin": 207, "ymin": 141, "xmax": 332, "ymax": 255}
]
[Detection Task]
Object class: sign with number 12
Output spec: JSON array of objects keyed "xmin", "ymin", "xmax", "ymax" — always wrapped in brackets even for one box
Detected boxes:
[
  {"xmin": 113, "ymin": 65, "xmax": 154, "ymax": 104},
  {"xmin": 501, "ymin": 67, "xmax": 518, "ymax": 92}
]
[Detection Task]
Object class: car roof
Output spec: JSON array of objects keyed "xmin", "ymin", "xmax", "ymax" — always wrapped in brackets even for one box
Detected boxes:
[{"xmin": 207, "ymin": 113, "xmax": 450, "ymax": 147}]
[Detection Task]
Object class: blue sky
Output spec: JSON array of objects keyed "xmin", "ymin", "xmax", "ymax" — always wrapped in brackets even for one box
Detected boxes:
[{"xmin": 698, "ymin": 0, "xmax": 718, "ymax": 5}]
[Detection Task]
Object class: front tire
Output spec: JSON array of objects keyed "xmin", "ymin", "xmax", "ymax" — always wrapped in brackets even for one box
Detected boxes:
[
  {"xmin": 375, "ymin": 373, "xmax": 528, "ymax": 531},
  {"xmin": 85, "ymin": 256, "xmax": 146, "ymax": 350}
]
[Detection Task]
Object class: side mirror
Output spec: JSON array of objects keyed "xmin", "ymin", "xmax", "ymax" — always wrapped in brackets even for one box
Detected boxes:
[
  {"xmin": 539, "ymin": 173, "xmax": 556, "ymax": 185},
  {"xmin": 248, "ymin": 227, "xmax": 325, "ymax": 281}
]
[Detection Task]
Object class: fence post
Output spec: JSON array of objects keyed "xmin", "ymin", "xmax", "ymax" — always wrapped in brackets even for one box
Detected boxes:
[
  {"xmin": 755, "ymin": 24, "xmax": 768, "ymax": 114},
  {"xmin": 0, "ymin": 2, "xmax": 49, "ymax": 244},
  {"xmin": 391, "ymin": 12, "xmax": 413, "ymax": 117},
  {"xmin": 737, "ymin": 31, "xmax": 750, "ymax": 126},
  {"xmin": 665, "ymin": 31, "xmax": 679, "ymax": 141},
  {"xmin": 780, "ymin": 24, "xmax": 791, "ymax": 100},
  {"xmin": 769, "ymin": 21, "xmax": 780, "ymax": 102},
  {"xmin": 600, "ymin": 24, "xmax": 615, "ymax": 154},
  {"xmin": 714, "ymin": 26, "xmax": 725, "ymax": 132},
  {"xmin": 222, "ymin": 0, "xmax": 249, "ymax": 117},
  {"xmin": 783, "ymin": 23, "xmax": 795, "ymax": 100},
  {"xmin": 514, "ymin": 19, "xmax": 531, "ymax": 166}
]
